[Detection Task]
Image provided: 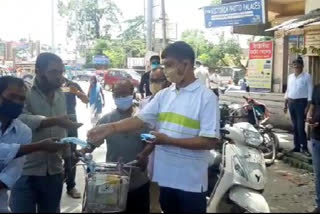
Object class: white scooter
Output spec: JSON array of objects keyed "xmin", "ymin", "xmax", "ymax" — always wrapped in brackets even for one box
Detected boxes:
[{"xmin": 207, "ymin": 122, "xmax": 270, "ymax": 213}]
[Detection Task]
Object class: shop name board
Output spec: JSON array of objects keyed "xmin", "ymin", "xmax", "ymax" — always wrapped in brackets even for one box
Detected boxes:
[
  {"xmin": 204, "ymin": 0, "xmax": 266, "ymax": 28},
  {"xmin": 247, "ymin": 41, "xmax": 273, "ymax": 92},
  {"xmin": 249, "ymin": 41, "xmax": 273, "ymax": 59},
  {"xmin": 92, "ymin": 55, "xmax": 109, "ymax": 65},
  {"xmin": 305, "ymin": 30, "xmax": 320, "ymax": 56}
]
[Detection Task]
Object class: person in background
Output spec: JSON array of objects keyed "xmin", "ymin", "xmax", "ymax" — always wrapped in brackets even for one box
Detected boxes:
[
  {"xmin": 88, "ymin": 41, "xmax": 220, "ymax": 213},
  {"xmin": 194, "ymin": 61, "xmax": 210, "ymax": 88},
  {"xmin": 0, "ymin": 76, "xmax": 66, "ymax": 213},
  {"xmin": 138, "ymin": 66, "xmax": 170, "ymax": 213},
  {"xmin": 85, "ymin": 80, "xmax": 150, "ymax": 213},
  {"xmin": 139, "ymin": 55, "xmax": 161, "ymax": 99},
  {"xmin": 307, "ymin": 83, "xmax": 320, "ymax": 213},
  {"xmin": 10, "ymin": 53, "xmax": 83, "ymax": 213},
  {"xmin": 209, "ymin": 69, "xmax": 220, "ymax": 97},
  {"xmin": 284, "ymin": 56, "xmax": 313, "ymax": 156},
  {"xmin": 62, "ymin": 78, "xmax": 89, "ymax": 199},
  {"xmin": 88, "ymin": 75, "xmax": 105, "ymax": 125}
]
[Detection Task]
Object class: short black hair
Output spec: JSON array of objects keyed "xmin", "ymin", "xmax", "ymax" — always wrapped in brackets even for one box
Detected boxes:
[
  {"xmin": 161, "ymin": 41, "xmax": 195, "ymax": 66},
  {"xmin": 35, "ymin": 52, "xmax": 63, "ymax": 72},
  {"xmin": 0, "ymin": 76, "xmax": 26, "ymax": 95},
  {"xmin": 293, "ymin": 56, "xmax": 304, "ymax": 66},
  {"xmin": 150, "ymin": 55, "xmax": 160, "ymax": 62}
]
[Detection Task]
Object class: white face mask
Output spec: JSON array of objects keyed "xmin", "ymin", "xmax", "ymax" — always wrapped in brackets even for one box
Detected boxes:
[
  {"xmin": 114, "ymin": 95, "xmax": 133, "ymax": 111},
  {"xmin": 163, "ymin": 67, "xmax": 184, "ymax": 84}
]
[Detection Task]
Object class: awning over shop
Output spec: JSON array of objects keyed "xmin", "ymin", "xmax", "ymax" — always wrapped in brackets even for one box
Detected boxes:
[{"xmin": 265, "ymin": 9, "xmax": 320, "ymax": 32}]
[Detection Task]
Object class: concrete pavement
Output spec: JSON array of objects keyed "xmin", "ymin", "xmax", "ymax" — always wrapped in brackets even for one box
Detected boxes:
[{"xmin": 60, "ymin": 81, "xmax": 316, "ymax": 213}]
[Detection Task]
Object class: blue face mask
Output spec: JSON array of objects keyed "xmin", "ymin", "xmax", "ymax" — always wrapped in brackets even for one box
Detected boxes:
[
  {"xmin": 114, "ymin": 96, "xmax": 133, "ymax": 111},
  {"xmin": 0, "ymin": 97, "xmax": 24, "ymax": 120},
  {"xmin": 151, "ymin": 62, "xmax": 160, "ymax": 70}
]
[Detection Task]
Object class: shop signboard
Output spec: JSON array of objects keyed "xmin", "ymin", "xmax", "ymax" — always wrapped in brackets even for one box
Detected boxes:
[
  {"xmin": 305, "ymin": 30, "xmax": 320, "ymax": 56},
  {"xmin": 204, "ymin": 0, "xmax": 266, "ymax": 28},
  {"xmin": 247, "ymin": 41, "xmax": 273, "ymax": 92},
  {"xmin": 92, "ymin": 55, "xmax": 109, "ymax": 65}
]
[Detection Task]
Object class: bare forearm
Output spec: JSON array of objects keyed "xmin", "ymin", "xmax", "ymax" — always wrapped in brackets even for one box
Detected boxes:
[
  {"xmin": 140, "ymin": 144, "xmax": 155, "ymax": 157},
  {"xmin": 16, "ymin": 143, "xmax": 43, "ymax": 158},
  {"xmin": 39, "ymin": 117, "xmax": 59, "ymax": 129},
  {"xmin": 284, "ymin": 99, "xmax": 289, "ymax": 108},
  {"xmin": 77, "ymin": 92, "xmax": 89, "ymax": 104},
  {"xmin": 112, "ymin": 117, "xmax": 145, "ymax": 134},
  {"xmin": 165, "ymin": 137, "xmax": 219, "ymax": 150}
]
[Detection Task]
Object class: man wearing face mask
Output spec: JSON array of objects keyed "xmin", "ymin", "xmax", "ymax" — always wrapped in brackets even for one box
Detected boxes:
[
  {"xmin": 0, "ymin": 76, "xmax": 66, "ymax": 213},
  {"xmin": 88, "ymin": 41, "xmax": 220, "ymax": 213},
  {"xmin": 90, "ymin": 80, "xmax": 150, "ymax": 213},
  {"xmin": 10, "ymin": 53, "xmax": 83, "ymax": 213},
  {"xmin": 139, "ymin": 55, "xmax": 161, "ymax": 99},
  {"xmin": 138, "ymin": 66, "xmax": 170, "ymax": 213}
]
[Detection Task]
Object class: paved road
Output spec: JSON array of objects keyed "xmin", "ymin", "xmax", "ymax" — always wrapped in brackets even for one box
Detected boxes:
[{"xmin": 60, "ymin": 81, "xmax": 316, "ymax": 213}]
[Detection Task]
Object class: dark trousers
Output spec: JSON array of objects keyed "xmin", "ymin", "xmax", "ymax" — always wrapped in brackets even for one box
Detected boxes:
[
  {"xmin": 288, "ymin": 98, "xmax": 308, "ymax": 151},
  {"xmin": 64, "ymin": 116, "xmax": 78, "ymax": 191},
  {"xmin": 10, "ymin": 174, "xmax": 64, "ymax": 213},
  {"xmin": 159, "ymin": 187, "xmax": 206, "ymax": 213},
  {"xmin": 125, "ymin": 182, "xmax": 150, "ymax": 213},
  {"xmin": 64, "ymin": 144, "xmax": 77, "ymax": 191}
]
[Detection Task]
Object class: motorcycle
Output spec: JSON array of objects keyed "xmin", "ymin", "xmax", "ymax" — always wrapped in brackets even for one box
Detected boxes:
[
  {"xmin": 220, "ymin": 97, "xmax": 279, "ymax": 166},
  {"xmin": 207, "ymin": 123, "xmax": 270, "ymax": 213}
]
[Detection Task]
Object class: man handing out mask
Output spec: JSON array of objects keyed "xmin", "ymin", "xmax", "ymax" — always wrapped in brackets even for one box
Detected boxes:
[{"xmin": 88, "ymin": 41, "xmax": 220, "ymax": 213}]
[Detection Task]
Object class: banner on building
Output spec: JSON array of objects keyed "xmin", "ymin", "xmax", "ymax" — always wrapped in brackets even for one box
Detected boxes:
[
  {"xmin": 247, "ymin": 41, "xmax": 273, "ymax": 92},
  {"xmin": 204, "ymin": 0, "xmax": 266, "ymax": 28}
]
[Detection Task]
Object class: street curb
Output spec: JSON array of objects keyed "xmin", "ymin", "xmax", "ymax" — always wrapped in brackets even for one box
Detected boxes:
[{"xmin": 280, "ymin": 151, "xmax": 314, "ymax": 172}]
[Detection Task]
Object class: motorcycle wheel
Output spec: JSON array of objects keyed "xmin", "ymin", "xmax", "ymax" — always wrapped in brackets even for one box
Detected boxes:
[{"xmin": 261, "ymin": 132, "xmax": 279, "ymax": 167}]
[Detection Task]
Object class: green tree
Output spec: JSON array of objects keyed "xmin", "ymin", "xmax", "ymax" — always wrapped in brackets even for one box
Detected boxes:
[
  {"xmin": 211, "ymin": 0, "xmax": 222, "ymax": 5},
  {"xmin": 181, "ymin": 30, "xmax": 245, "ymax": 69},
  {"xmin": 181, "ymin": 30, "xmax": 209, "ymax": 58},
  {"xmin": 58, "ymin": 0, "xmax": 121, "ymax": 52},
  {"xmin": 86, "ymin": 15, "xmax": 146, "ymax": 68}
]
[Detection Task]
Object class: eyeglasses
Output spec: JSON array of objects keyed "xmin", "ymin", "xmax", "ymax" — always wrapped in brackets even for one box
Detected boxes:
[{"xmin": 150, "ymin": 78, "xmax": 167, "ymax": 84}]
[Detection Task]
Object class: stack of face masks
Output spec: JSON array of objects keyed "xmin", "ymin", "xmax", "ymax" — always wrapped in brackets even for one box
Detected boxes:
[{"xmin": 60, "ymin": 137, "xmax": 88, "ymax": 148}]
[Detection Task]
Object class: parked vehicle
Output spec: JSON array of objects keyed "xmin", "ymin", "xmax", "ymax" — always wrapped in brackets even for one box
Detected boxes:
[
  {"xmin": 103, "ymin": 69, "xmax": 140, "ymax": 91},
  {"xmin": 219, "ymin": 97, "xmax": 279, "ymax": 166},
  {"xmin": 207, "ymin": 123, "xmax": 270, "ymax": 213}
]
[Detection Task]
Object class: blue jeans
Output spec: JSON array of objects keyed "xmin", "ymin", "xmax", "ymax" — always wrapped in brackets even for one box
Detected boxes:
[
  {"xmin": 10, "ymin": 174, "xmax": 63, "ymax": 213},
  {"xmin": 159, "ymin": 187, "xmax": 206, "ymax": 213},
  {"xmin": 312, "ymin": 139, "xmax": 320, "ymax": 208},
  {"xmin": 288, "ymin": 99, "xmax": 308, "ymax": 150}
]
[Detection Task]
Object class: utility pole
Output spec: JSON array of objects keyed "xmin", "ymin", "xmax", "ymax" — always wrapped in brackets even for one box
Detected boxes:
[
  {"xmin": 161, "ymin": 0, "xmax": 167, "ymax": 49},
  {"xmin": 146, "ymin": 0, "xmax": 153, "ymax": 51},
  {"xmin": 51, "ymin": 0, "xmax": 55, "ymax": 53}
]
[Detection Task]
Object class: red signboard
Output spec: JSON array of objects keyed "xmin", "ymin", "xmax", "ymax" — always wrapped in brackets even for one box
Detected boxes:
[{"xmin": 249, "ymin": 41, "xmax": 273, "ymax": 59}]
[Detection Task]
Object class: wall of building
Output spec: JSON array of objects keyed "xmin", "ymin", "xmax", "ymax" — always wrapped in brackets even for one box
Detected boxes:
[
  {"xmin": 220, "ymin": 91, "xmax": 292, "ymax": 130},
  {"xmin": 305, "ymin": 0, "xmax": 320, "ymax": 13}
]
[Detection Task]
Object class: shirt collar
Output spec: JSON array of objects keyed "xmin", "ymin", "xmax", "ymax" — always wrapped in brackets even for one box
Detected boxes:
[
  {"xmin": 170, "ymin": 79, "xmax": 202, "ymax": 92},
  {"xmin": 32, "ymin": 79, "xmax": 63, "ymax": 103},
  {"xmin": 0, "ymin": 119, "xmax": 18, "ymax": 135}
]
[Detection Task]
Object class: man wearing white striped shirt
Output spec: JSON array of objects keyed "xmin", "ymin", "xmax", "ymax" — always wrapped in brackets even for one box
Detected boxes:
[{"xmin": 284, "ymin": 56, "xmax": 313, "ymax": 156}]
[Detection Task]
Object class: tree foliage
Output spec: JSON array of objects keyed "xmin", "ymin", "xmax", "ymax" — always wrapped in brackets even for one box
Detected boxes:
[
  {"xmin": 84, "ymin": 15, "xmax": 146, "ymax": 68},
  {"xmin": 58, "ymin": 0, "xmax": 121, "ymax": 50},
  {"xmin": 181, "ymin": 30, "xmax": 246, "ymax": 70}
]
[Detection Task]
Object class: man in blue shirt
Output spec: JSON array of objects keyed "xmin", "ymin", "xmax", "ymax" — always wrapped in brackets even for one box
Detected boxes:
[{"xmin": 0, "ymin": 76, "xmax": 65, "ymax": 212}]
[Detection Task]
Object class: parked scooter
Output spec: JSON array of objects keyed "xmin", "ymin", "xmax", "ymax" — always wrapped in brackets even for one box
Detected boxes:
[
  {"xmin": 220, "ymin": 96, "xmax": 279, "ymax": 166},
  {"xmin": 207, "ymin": 123, "xmax": 270, "ymax": 213}
]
